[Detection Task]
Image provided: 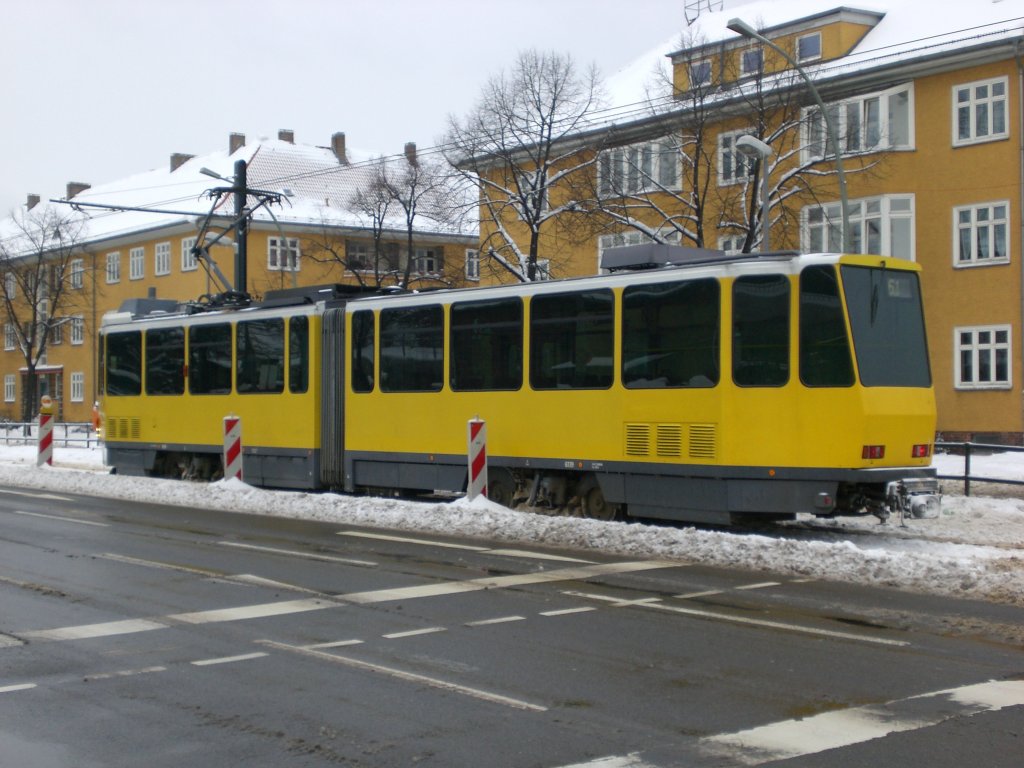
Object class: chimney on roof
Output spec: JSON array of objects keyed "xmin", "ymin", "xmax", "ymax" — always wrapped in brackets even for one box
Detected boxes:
[
  {"xmin": 170, "ymin": 153, "xmax": 194, "ymax": 172},
  {"xmin": 404, "ymin": 142, "xmax": 418, "ymax": 167},
  {"xmin": 66, "ymin": 182, "xmax": 90, "ymax": 200},
  {"xmin": 331, "ymin": 132, "xmax": 348, "ymax": 164},
  {"xmin": 26, "ymin": 194, "xmax": 40, "ymax": 210},
  {"xmin": 278, "ymin": 129, "xmax": 295, "ymax": 143},
  {"xmin": 229, "ymin": 132, "xmax": 246, "ymax": 154}
]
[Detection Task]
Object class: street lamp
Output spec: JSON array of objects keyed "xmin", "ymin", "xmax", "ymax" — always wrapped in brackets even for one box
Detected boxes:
[
  {"xmin": 735, "ymin": 134, "xmax": 773, "ymax": 251},
  {"xmin": 726, "ymin": 17, "xmax": 850, "ymax": 252}
]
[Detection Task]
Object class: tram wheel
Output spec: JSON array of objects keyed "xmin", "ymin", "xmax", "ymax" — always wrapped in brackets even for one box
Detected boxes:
[
  {"xmin": 582, "ymin": 484, "xmax": 621, "ymax": 521},
  {"xmin": 487, "ymin": 470, "xmax": 516, "ymax": 508}
]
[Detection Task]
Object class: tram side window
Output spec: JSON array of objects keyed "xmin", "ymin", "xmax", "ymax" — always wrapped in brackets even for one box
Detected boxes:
[
  {"xmin": 530, "ymin": 290, "xmax": 613, "ymax": 389},
  {"xmin": 622, "ymin": 279, "xmax": 719, "ymax": 388},
  {"xmin": 237, "ymin": 318, "xmax": 285, "ymax": 394},
  {"xmin": 288, "ymin": 316, "xmax": 309, "ymax": 394},
  {"xmin": 189, "ymin": 323, "xmax": 232, "ymax": 394},
  {"xmin": 145, "ymin": 327, "xmax": 185, "ymax": 395},
  {"xmin": 733, "ymin": 275, "xmax": 790, "ymax": 387},
  {"xmin": 351, "ymin": 310, "xmax": 375, "ymax": 393},
  {"xmin": 451, "ymin": 298, "xmax": 523, "ymax": 391},
  {"xmin": 106, "ymin": 331, "xmax": 142, "ymax": 396},
  {"xmin": 799, "ymin": 266, "xmax": 855, "ymax": 387},
  {"xmin": 97, "ymin": 336, "xmax": 105, "ymax": 396},
  {"xmin": 380, "ymin": 305, "xmax": 443, "ymax": 392}
]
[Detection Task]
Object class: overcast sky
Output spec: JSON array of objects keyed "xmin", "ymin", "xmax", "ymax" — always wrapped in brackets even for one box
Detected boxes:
[{"xmin": 0, "ymin": 0, "xmax": 700, "ymax": 215}]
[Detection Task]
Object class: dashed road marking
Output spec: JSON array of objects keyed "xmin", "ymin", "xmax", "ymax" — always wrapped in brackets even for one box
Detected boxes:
[
  {"xmin": 0, "ymin": 683, "xmax": 36, "ymax": 694},
  {"xmin": 191, "ymin": 652, "xmax": 269, "ymax": 667},
  {"xmin": 466, "ymin": 615, "xmax": 526, "ymax": 627},
  {"xmin": 218, "ymin": 541, "xmax": 377, "ymax": 567},
  {"xmin": 382, "ymin": 627, "xmax": 447, "ymax": 640},
  {"xmin": 12, "ymin": 510, "xmax": 107, "ymax": 527},
  {"xmin": 336, "ymin": 530, "xmax": 593, "ymax": 562},
  {"xmin": 82, "ymin": 665, "xmax": 166, "ymax": 682}
]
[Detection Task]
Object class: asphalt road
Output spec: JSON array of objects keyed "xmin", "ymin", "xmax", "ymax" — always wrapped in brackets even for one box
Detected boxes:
[{"xmin": 0, "ymin": 485, "xmax": 1022, "ymax": 767}]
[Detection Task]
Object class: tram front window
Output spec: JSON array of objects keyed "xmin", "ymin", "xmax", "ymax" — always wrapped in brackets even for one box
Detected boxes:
[{"xmin": 841, "ymin": 265, "xmax": 931, "ymax": 387}]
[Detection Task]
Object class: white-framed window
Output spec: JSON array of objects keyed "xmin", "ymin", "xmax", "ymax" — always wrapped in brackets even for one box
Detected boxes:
[
  {"xmin": 70, "ymin": 372, "xmax": 84, "ymax": 402},
  {"xmin": 155, "ymin": 242, "xmax": 171, "ymax": 276},
  {"xmin": 4, "ymin": 273, "xmax": 15, "ymax": 300},
  {"xmin": 803, "ymin": 194, "xmax": 915, "ymax": 259},
  {"xmin": 3, "ymin": 374, "xmax": 14, "ymax": 402},
  {"xmin": 953, "ymin": 77, "xmax": 1008, "ymax": 147},
  {"xmin": 129, "ymin": 246, "xmax": 145, "ymax": 280},
  {"xmin": 689, "ymin": 59, "xmax": 712, "ymax": 88},
  {"xmin": 718, "ymin": 129, "xmax": 758, "ymax": 185},
  {"xmin": 70, "ymin": 259, "xmax": 84, "ymax": 289},
  {"xmin": 4, "ymin": 323, "xmax": 14, "ymax": 351},
  {"xmin": 796, "ymin": 32, "xmax": 821, "ymax": 62},
  {"xmin": 465, "ymin": 249, "xmax": 480, "ymax": 281},
  {"xmin": 954, "ymin": 201, "xmax": 1009, "ymax": 267},
  {"xmin": 598, "ymin": 138, "xmax": 681, "ymax": 197},
  {"xmin": 803, "ymin": 83, "xmax": 913, "ymax": 160},
  {"xmin": 71, "ymin": 315, "xmax": 84, "ymax": 345},
  {"xmin": 181, "ymin": 237, "xmax": 198, "ymax": 272},
  {"xmin": 268, "ymin": 237, "xmax": 300, "ymax": 271},
  {"xmin": 50, "ymin": 319, "xmax": 62, "ymax": 346},
  {"xmin": 740, "ymin": 47, "xmax": 763, "ymax": 76},
  {"xmin": 105, "ymin": 252, "xmax": 121, "ymax": 284},
  {"xmin": 346, "ymin": 241, "xmax": 370, "ymax": 271},
  {"xmin": 955, "ymin": 324, "xmax": 1011, "ymax": 389},
  {"xmin": 719, "ymin": 234, "xmax": 746, "ymax": 254},
  {"xmin": 413, "ymin": 248, "xmax": 440, "ymax": 275}
]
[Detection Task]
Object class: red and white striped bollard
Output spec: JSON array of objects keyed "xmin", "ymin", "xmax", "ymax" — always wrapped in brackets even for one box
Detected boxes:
[
  {"xmin": 37, "ymin": 395, "xmax": 55, "ymax": 467},
  {"xmin": 467, "ymin": 417, "xmax": 487, "ymax": 501},
  {"xmin": 223, "ymin": 415, "xmax": 243, "ymax": 482}
]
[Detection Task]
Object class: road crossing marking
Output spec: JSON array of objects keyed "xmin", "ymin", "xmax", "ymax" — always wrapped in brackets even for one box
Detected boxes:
[{"xmin": 701, "ymin": 678, "xmax": 1024, "ymax": 765}]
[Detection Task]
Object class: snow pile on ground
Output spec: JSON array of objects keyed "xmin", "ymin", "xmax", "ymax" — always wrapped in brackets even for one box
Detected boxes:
[{"xmin": 2, "ymin": 444, "xmax": 1022, "ymax": 606}]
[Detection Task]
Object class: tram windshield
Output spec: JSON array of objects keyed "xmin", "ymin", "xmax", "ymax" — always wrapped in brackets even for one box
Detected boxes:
[{"xmin": 841, "ymin": 265, "xmax": 931, "ymax": 387}]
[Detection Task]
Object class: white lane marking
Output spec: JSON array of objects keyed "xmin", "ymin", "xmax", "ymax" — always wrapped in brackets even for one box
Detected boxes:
[
  {"xmin": 0, "ymin": 490, "xmax": 74, "ymax": 501},
  {"xmin": 336, "ymin": 531, "xmax": 594, "ymax": 562},
  {"xmin": 168, "ymin": 598, "xmax": 335, "ymax": 625},
  {"xmin": 82, "ymin": 666, "xmax": 166, "ymax": 682},
  {"xmin": 21, "ymin": 619, "xmax": 169, "ymax": 642},
  {"xmin": 305, "ymin": 639, "xmax": 364, "ymax": 649},
  {"xmin": 21, "ymin": 560, "xmax": 679, "ymax": 641},
  {"xmin": 12, "ymin": 510, "xmax": 107, "ymax": 527},
  {"xmin": 0, "ymin": 633, "xmax": 24, "ymax": 648},
  {"xmin": 229, "ymin": 574, "xmax": 331, "ymax": 596},
  {"xmin": 337, "ymin": 530, "xmax": 488, "ymax": 551},
  {"xmin": 258, "ymin": 639, "xmax": 548, "ymax": 712},
  {"xmin": 485, "ymin": 549, "xmax": 593, "ymax": 563},
  {"xmin": 702, "ymin": 678, "xmax": 1024, "ymax": 766},
  {"xmin": 674, "ymin": 589, "xmax": 724, "ymax": 599},
  {"xmin": 568, "ymin": 591, "xmax": 908, "ymax": 647},
  {"xmin": 191, "ymin": 652, "xmax": 269, "ymax": 667},
  {"xmin": 735, "ymin": 581, "xmax": 781, "ymax": 590},
  {"xmin": 540, "ymin": 606, "xmax": 597, "ymax": 617},
  {"xmin": 383, "ymin": 627, "xmax": 447, "ymax": 640},
  {"xmin": 218, "ymin": 541, "xmax": 377, "ymax": 567},
  {"xmin": 97, "ymin": 553, "xmax": 223, "ymax": 578},
  {"xmin": 466, "ymin": 615, "xmax": 526, "ymax": 627},
  {"xmin": 0, "ymin": 683, "xmax": 37, "ymax": 694},
  {"xmin": 553, "ymin": 754, "xmax": 657, "ymax": 768}
]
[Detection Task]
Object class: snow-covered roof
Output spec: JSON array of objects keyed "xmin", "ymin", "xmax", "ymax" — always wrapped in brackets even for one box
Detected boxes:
[
  {"xmin": 0, "ymin": 135, "xmax": 476, "ymax": 253},
  {"xmin": 606, "ymin": 0, "xmax": 1024, "ymax": 110}
]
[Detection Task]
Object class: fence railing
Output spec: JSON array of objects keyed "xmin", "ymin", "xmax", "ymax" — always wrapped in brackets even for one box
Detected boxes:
[
  {"xmin": 935, "ymin": 441, "xmax": 1024, "ymax": 496},
  {"xmin": 0, "ymin": 421, "xmax": 101, "ymax": 449}
]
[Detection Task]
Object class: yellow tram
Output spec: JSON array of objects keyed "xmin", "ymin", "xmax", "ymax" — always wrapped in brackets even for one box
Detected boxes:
[{"xmin": 100, "ymin": 247, "xmax": 939, "ymax": 524}]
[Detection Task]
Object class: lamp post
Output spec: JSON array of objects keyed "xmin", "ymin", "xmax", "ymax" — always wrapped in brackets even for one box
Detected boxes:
[
  {"xmin": 726, "ymin": 17, "xmax": 850, "ymax": 252},
  {"xmin": 735, "ymin": 134, "xmax": 773, "ymax": 251}
]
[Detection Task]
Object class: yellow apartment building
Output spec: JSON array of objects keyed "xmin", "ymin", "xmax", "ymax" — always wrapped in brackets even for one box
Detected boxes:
[
  {"xmin": 471, "ymin": 1, "xmax": 1024, "ymax": 443},
  {"xmin": 0, "ymin": 130, "xmax": 478, "ymax": 423}
]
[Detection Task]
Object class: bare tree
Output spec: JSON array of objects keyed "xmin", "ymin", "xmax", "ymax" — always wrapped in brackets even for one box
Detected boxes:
[
  {"xmin": 577, "ymin": 29, "xmax": 878, "ymax": 255},
  {"xmin": 0, "ymin": 206, "xmax": 87, "ymax": 420},
  {"xmin": 445, "ymin": 49, "xmax": 604, "ymax": 281}
]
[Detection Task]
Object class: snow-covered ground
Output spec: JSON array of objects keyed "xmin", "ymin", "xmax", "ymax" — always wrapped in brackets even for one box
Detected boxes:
[{"xmin": 2, "ymin": 444, "xmax": 1022, "ymax": 607}]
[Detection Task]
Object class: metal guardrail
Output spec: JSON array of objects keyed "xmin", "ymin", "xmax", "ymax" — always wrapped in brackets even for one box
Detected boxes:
[
  {"xmin": 0, "ymin": 421, "xmax": 101, "ymax": 449},
  {"xmin": 934, "ymin": 441, "xmax": 1024, "ymax": 497}
]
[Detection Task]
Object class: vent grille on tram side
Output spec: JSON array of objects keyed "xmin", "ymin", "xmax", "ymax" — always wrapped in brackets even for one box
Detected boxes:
[{"xmin": 625, "ymin": 423, "xmax": 716, "ymax": 460}]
